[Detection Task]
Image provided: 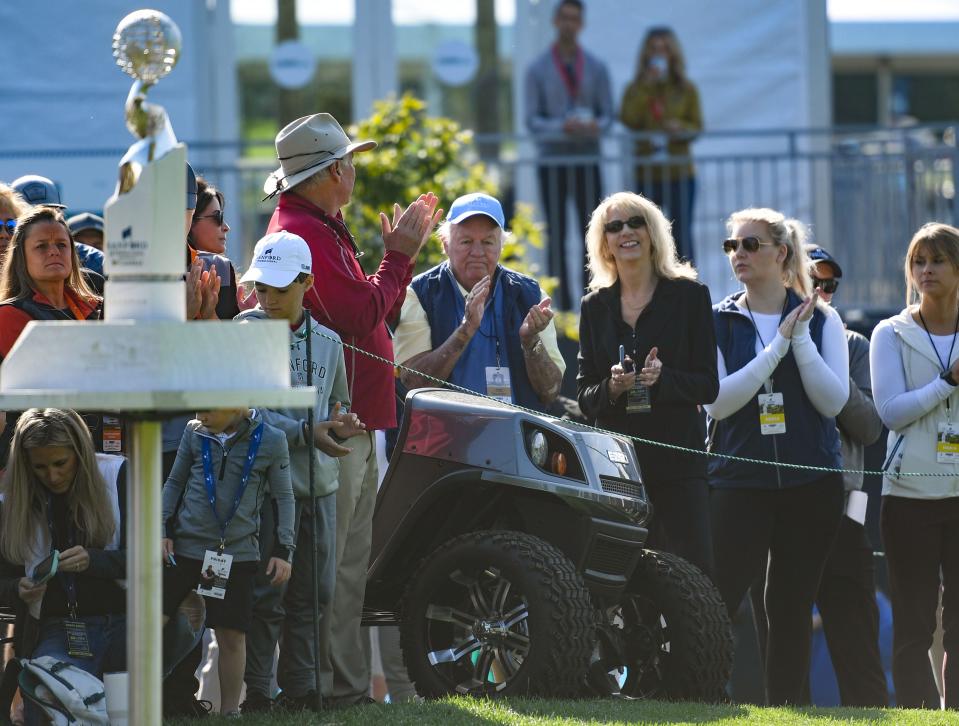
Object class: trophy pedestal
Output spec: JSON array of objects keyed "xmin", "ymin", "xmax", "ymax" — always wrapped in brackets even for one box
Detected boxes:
[
  {"xmin": 0, "ymin": 319, "xmax": 315, "ymax": 412},
  {"xmin": 0, "ymin": 320, "xmax": 314, "ymax": 726}
]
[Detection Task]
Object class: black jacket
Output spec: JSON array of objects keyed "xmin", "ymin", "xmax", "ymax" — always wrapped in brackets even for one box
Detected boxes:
[
  {"xmin": 0, "ymin": 462, "xmax": 127, "ymax": 656},
  {"xmin": 577, "ymin": 277, "xmax": 719, "ymax": 484}
]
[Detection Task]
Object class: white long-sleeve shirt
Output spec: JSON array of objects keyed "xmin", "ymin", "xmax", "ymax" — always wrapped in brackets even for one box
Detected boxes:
[
  {"xmin": 870, "ymin": 318, "xmax": 957, "ymax": 432},
  {"xmin": 705, "ymin": 302, "xmax": 849, "ymax": 421}
]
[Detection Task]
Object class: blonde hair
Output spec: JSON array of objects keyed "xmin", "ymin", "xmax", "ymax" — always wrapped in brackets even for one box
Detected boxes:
[
  {"xmin": 0, "ymin": 206, "xmax": 99, "ymax": 304},
  {"xmin": 0, "ymin": 409, "xmax": 114, "ymax": 565},
  {"xmin": 904, "ymin": 222, "xmax": 959, "ymax": 306},
  {"xmin": 0, "ymin": 183, "xmax": 29, "ymax": 221},
  {"xmin": 725, "ymin": 208, "xmax": 813, "ymax": 296},
  {"xmin": 585, "ymin": 191, "xmax": 697, "ymax": 290}
]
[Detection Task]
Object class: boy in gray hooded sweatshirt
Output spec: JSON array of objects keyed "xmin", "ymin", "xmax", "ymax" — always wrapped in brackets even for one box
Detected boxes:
[{"xmin": 235, "ymin": 230, "xmax": 365, "ymax": 712}]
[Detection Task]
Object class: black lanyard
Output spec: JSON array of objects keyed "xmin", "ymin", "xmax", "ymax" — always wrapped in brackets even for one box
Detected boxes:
[
  {"xmin": 46, "ymin": 495, "xmax": 79, "ymax": 619},
  {"xmin": 743, "ymin": 293, "xmax": 790, "ymax": 349},
  {"xmin": 918, "ymin": 307, "xmax": 959, "ymax": 411},
  {"xmin": 743, "ymin": 294, "xmax": 789, "ymax": 390}
]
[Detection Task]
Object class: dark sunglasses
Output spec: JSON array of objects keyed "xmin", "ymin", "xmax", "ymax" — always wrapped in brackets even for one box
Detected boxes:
[
  {"xmin": 723, "ymin": 236, "xmax": 774, "ymax": 254},
  {"xmin": 812, "ymin": 277, "xmax": 840, "ymax": 294},
  {"xmin": 195, "ymin": 210, "xmax": 225, "ymax": 226},
  {"xmin": 604, "ymin": 216, "xmax": 647, "ymax": 234},
  {"xmin": 0, "ymin": 219, "xmax": 16, "ymax": 233}
]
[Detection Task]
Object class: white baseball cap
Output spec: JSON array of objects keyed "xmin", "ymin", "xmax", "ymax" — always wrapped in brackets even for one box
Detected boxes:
[{"xmin": 240, "ymin": 231, "xmax": 312, "ymax": 288}]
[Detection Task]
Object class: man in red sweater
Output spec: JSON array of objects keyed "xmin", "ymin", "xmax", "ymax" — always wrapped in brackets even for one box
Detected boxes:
[{"xmin": 263, "ymin": 112, "xmax": 441, "ymax": 707}]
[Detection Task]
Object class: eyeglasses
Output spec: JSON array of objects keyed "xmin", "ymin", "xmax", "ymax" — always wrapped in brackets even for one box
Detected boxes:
[
  {"xmin": 0, "ymin": 219, "xmax": 16, "ymax": 233},
  {"xmin": 604, "ymin": 216, "xmax": 647, "ymax": 234},
  {"xmin": 195, "ymin": 211, "xmax": 225, "ymax": 226},
  {"xmin": 812, "ymin": 277, "xmax": 840, "ymax": 294},
  {"xmin": 723, "ymin": 236, "xmax": 775, "ymax": 254}
]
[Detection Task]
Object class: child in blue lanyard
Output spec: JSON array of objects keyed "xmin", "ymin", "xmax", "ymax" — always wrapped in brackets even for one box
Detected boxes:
[{"xmin": 161, "ymin": 407, "xmax": 295, "ymax": 718}]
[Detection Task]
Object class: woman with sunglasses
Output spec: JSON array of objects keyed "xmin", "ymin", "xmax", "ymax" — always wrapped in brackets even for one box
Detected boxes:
[
  {"xmin": 578, "ymin": 191, "xmax": 718, "ymax": 577},
  {"xmin": 870, "ymin": 223, "xmax": 959, "ymax": 709},
  {"xmin": 705, "ymin": 208, "xmax": 848, "ymax": 705},
  {"xmin": 188, "ymin": 176, "xmax": 246, "ymax": 318}
]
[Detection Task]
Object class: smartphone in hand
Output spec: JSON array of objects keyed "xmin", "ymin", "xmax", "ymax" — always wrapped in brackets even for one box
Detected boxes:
[
  {"xmin": 31, "ymin": 550, "xmax": 59, "ymax": 585},
  {"xmin": 619, "ymin": 344, "xmax": 634, "ymax": 373}
]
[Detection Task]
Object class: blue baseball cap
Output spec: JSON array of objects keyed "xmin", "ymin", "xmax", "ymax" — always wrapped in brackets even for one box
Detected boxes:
[
  {"xmin": 186, "ymin": 163, "xmax": 197, "ymax": 210},
  {"xmin": 447, "ymin": 192, "xmax": 505, "ymax": 228},
  {"xmin": 805, "ymin": 244, "xmax": 842, "ymax": 278}
]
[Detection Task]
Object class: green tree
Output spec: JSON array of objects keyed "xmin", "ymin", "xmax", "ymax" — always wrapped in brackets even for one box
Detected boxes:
[{"xmin": 347, "ymin": 94, "xmax": 577, "ymax": 337}]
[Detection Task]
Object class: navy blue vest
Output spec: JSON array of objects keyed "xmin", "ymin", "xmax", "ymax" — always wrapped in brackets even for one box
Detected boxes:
[
  {"xmin": 410, "ymin": 262, "xmax": 545, "ymax": 411},
  {"xmin": 708, "ymin": 290, "xmax": 841, "ymax": 489}
]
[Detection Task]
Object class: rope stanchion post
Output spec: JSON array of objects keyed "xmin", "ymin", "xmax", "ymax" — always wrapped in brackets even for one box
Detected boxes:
[{"xmin": 304, "ymin": 309, "xmax": 323, "ymax": 712}]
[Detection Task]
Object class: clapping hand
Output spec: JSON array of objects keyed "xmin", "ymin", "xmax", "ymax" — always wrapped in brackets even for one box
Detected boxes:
[
  {"xmin": 638, "ymin": 347, "xmax": 662, "ymax": 386},
  {"xmin": 198, "ymin": 265, "xmax": 220, "ymax": 320},
  {"xmin": 519, "ymin": 298, "xmax": 554, "ymax": 348},
  {"xmin": 381, "ymin": 192, "xmax": 443, "ymax": 259},
  {"xmin": 462, "ymin": 276, "xmax": 492, "ymax": 334},
  {"xmin": 778, "ymin": 292, "xmax": 818, "ymax": 339}
]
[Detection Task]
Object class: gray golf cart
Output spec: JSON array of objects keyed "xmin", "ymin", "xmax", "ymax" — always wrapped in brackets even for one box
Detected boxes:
[{"xmin": 363, "ymin": 388, "xmax": 733, "ymax": 700}]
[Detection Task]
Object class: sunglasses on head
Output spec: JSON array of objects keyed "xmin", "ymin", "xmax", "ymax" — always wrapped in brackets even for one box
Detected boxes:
[
  {"xmin": 723, "ymin": 236, "xmax": 774, "ymax": 254},
  {"xmin": 812, "ymin": 277, "xmax": 840, "ymax": 294},
  {"xmin": 196, "ymin": 210, "xmax": 224, "ymax": 226},
  {"xmin": 604, "ymin": 216, "xmax": 647, "ymax": 234},
  {"xmin": 0, "ymin": 219, "xmax": 16, "ymax": 233}
]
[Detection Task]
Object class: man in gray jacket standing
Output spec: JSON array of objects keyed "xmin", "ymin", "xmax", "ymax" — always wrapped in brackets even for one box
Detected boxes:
[
  {"xmin": 524, "ymin": 0, "xmax": 612, "ymax": 309},
  {"xmin": 805, "ymin": 245, "xmax": 888, "ymax": 706}
]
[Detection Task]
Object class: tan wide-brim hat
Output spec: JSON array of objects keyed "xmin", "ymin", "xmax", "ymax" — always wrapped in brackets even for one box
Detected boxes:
[{"xmin": 263, "ymin": 113, "xmax": 377, "ymax": 198}]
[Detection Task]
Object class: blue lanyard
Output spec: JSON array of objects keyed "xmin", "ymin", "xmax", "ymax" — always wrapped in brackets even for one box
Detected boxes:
[
  {"xmin": 200, "ymin": 424, "xmax": 263, "ymax": 553},
  {"xmin": 46, "ymin": 495, "xmax": 79, "ymax": 618}
]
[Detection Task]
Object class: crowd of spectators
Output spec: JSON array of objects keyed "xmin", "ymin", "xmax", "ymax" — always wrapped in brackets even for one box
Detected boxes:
[{"xmin": 0, "ymin": 4, "xmax": 956, "ymax": 717}]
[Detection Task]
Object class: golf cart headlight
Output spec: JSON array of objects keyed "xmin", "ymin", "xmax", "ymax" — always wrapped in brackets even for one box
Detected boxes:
[{"xmin": 528, "ymin": 430, "xmax": 548, "ymax": 468}]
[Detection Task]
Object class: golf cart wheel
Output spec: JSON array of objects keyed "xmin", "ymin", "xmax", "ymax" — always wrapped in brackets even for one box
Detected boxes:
[
  {"xmin": 618, "ymin": 549, "xmax": 733, "ymax": 702},
  {"xmin": 400, "ymin": 530, "xmax": 593, "ymax": 698}
]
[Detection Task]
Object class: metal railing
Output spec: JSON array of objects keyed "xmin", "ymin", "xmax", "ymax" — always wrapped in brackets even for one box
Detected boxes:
[{"xmin": 3, "ymin": 123, "xmax": 956, "ymax": 314}]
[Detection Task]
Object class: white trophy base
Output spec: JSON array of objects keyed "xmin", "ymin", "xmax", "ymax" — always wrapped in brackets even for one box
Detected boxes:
[{"xmin": 0, "ymin": 319, "xmax": 316, "ymax": 412}]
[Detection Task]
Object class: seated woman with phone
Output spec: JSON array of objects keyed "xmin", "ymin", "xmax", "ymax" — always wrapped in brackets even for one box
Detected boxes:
[{"xmin": 0, "ymin": 408, "xmax": 127, "ymax": 718}]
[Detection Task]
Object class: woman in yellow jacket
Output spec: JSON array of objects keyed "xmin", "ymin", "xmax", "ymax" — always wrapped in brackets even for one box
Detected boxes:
[{"xmin": 620, "ymin": 27, "xmax": 702, "ymax": 263}]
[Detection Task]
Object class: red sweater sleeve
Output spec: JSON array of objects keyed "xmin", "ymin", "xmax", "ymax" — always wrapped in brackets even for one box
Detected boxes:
[
  {"xmin": 385, "ymin": 258, "xmax": 415, "ymax": 328},
  {"xmin": 303, "ymin": 241, "xmax": 411, "ymax": 339},
  {"xmin": 0, "ymin": 307, "xmax": 33, "ymax": 360}
]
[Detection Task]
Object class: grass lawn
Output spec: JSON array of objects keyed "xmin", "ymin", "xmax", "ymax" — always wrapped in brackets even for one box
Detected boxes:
[{"xmin": 166, "ymin": 696, "xmax": 959, "ymax": 725}]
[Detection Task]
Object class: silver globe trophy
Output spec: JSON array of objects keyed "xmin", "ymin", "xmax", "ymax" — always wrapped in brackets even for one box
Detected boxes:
[
  {"xmin": 113, "ymin": 9, "xmax": 182, "ymax": 195},
  {"xmin": 0, "ymin": 10, "xmax": 313, "ymax": 725}
]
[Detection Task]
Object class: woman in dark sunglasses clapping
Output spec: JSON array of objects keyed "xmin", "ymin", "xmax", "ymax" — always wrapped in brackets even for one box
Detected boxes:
[
  {"xmin": 705, "ymin": 207, "xmax": 848, "ymax": 706},
  {"xmin": 577, "ymin": 191, "xmax": 719, "ymax": 579},
  {"xmin": 187, "ymin": 176, "xmax": 249, "ymax": 317}
]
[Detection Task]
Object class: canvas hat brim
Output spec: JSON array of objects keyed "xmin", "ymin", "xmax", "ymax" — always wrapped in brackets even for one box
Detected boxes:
[{"xmin": 263, "ymin": 139, "xmax": 377, "ymax": 198}]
